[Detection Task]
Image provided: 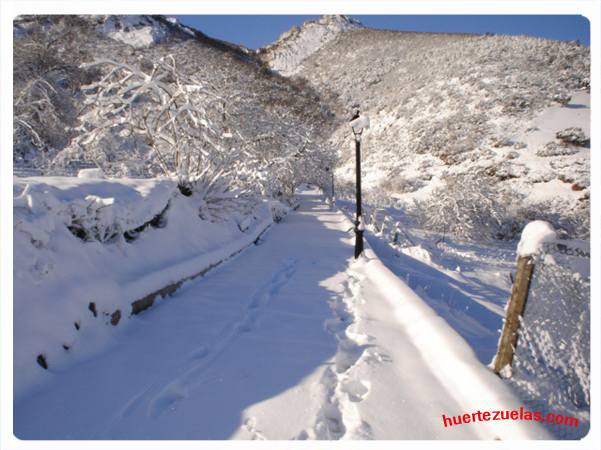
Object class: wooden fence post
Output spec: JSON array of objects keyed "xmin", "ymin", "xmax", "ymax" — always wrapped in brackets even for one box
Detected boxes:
[{"xmin": 493, "ymin": 254, "xmax": 536, "ymax": 376}]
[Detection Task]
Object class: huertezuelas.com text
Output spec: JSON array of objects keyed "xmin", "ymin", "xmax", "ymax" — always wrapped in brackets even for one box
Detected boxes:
[{"xmin": 442, "ymin": 406, "xmax": 579, "ymax": 428}]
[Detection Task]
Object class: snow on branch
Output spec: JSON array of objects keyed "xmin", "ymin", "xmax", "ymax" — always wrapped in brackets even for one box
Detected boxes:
[{"xmin": 74, "ymin": 55, "xmax": 227, "ymax": 190}]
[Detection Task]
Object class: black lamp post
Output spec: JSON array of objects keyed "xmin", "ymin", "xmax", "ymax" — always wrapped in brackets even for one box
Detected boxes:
[
  {"xmin": 325, "ymin": 166, "xmax": 335, "ymax": 200},
  {"xmin": 350, "ymin": 106, "xmax": 370, "ymax": 259}
]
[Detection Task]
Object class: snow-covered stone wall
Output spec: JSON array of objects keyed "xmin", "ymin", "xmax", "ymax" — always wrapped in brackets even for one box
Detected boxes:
[{"xmin": 13, "ymin": 175, "xmax": 284, "ymax": 399}]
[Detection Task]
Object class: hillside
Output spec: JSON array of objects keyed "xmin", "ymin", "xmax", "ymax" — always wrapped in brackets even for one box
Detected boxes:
[
  {"xmin": 13, "ymin": 15, "xmax": 337, "ymax": 197},
  {"xmin": 259, "ymin": 19, "xmax": 590, "ymax": 239}
]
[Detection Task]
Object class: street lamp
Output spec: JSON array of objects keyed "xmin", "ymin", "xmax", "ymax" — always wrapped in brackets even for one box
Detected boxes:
[
  {"xmin": 325, "ymin": 166, "xmax": 335, "ymax": 201},
  {"xmin": 349, "ymin": 106, "xmax": 370, "ymax": 259}
]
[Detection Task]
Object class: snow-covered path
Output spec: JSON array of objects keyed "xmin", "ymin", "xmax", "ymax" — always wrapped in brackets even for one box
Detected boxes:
[{"xmin": 14, "ymin": 190, "xmax": 547, "ymax": 440}]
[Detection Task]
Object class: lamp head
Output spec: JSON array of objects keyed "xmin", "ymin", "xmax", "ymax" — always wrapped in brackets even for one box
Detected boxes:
[{"xmin": 350, "ymin": 114, "xmax": 370, "ymax": 137}]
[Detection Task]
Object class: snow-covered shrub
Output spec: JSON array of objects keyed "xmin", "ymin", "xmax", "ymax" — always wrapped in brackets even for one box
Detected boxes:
[
  {"xmin": 536, "ymin": 141, "xmax": 580, "ymax": 157},
  {"xmin": 269, "ymin": 201, "xmax": 291, "ymax": 223},
  {"xmin": 500, "ymin": 199, "xmax": 589, "ymax": 240},
  {"xmin": 77, "ymin": 168, "xmax": 106, "ymax": 179},
  {"xmin": 66, "ymin": 196, "xmax": 122, "ymax": 243},
  {"xmin": 412, "ymin": 112, "xmax": 489, "ymax": 164},
  {"xmin": 411, "ymin": 173, "xmax": 505, "ymax": 241},
  {"xmin": 13, "ymin": 16, "xmax": 99, "ymax": 168},
  {"xmin": 13, "ymin": 74, "xmax": 82, "ymax": 167},
  {"xmin": 501, "ymin": 94, "xmax": 531, "ymax": 115},
  {"xmin": 550, "ymin": 92, "xmax": 572, "ymax": 105},
  {"xmin": 378, "ymin": 175, "xmax": 424, "ymax": 194},
  {"xmin": 490, "ymin": 136, "xmax": 514, "ymax": 148},
  {"xmin": 555, "ymin": 127, "xmax": 589, "ymax": 147},
  {"xmin": 70, "ymin": 55, "xmax": 227, "ymax": 193},
  {"xmin": 485, "ymin": 162, "xmax": 529, "ymax": 181},
  {"xmin": 189, "ymin": 167, "xmax": 258, "ymax": 224}
]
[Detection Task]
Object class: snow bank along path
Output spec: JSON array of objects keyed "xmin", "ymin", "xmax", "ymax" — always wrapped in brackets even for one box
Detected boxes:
[{"xmin": 14, "ymin": 190, "xmax": 548, "ymax": 439}]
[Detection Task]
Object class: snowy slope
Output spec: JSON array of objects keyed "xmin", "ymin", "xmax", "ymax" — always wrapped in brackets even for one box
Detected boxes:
[
  {"xmin": 260, "ymin": 19, "xmax": 590, "ymax": 238},
  {"xmin": 14, "ymin": 190, "xmax": 549, "ymax": 440}
]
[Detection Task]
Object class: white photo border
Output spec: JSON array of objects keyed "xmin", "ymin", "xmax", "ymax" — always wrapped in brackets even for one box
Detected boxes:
[{"xmin": 1, "ymin": 1, "xmax": 598, "ymax": 449}]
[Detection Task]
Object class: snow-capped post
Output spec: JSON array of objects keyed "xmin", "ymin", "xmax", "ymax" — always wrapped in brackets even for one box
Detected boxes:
[
  {"xmin": 492, "ymin": 221, "xmax": 557, "ymax": 377},
  {"xmin": 350, "ymin": 105, "xmax": 370, "ymax": 259}
]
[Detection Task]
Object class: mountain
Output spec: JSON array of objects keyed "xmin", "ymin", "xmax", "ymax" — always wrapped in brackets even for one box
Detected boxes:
[{"xmin": 258, "ymin": 17, "xmax": 590, "ymax": 238}]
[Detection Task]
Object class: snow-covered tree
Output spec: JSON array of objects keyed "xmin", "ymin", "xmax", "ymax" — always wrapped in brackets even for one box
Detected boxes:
[
  {"xmin": 66, "ymin": 55, "xmax": 228, "ymax": 193},
  {"xmin": 13, "ymin": 16, "xmax": 103, "ymax": 170},
  {"xmin": 412, "ymin": 173, "xmax": 505, "ymax": 241}
]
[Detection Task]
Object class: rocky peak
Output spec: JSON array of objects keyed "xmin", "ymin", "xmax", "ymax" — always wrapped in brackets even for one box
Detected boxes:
[{"xmin": 258, "ymin": 15, "xmax": 362, "ymax": 76}]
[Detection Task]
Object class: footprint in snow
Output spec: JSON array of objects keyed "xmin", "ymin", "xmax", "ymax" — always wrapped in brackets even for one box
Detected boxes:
[
  {"xmin": 147, "ymin": 382, "xmax": 187, "ymax": 419},
  {"xmin": 293, "ymin": 429, "xmax": 310, "ymax": 440}
]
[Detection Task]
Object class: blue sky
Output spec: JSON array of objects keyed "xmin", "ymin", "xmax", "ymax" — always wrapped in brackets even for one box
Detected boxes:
[{"xmin": 173, "ymin": 15, "xmax": 590, "ymax": 50}]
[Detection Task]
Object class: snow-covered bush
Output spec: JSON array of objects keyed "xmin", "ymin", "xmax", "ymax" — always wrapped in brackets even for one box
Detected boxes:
[
  {"xmin": 411, "ymin": 112, "xmax": 489, "ymax": 164},
  {"xmin": 13, "ymin": 16, "xmax": 99, "ymax": 168},
  {"xmin": 68, "ymin": 55, "xmax": 227, "ymax": 193},
  {"xmin": 188, "ymin": 167, "xmax": 260, "ymax": 224},
  {"xmin": 411, "ymin": 173, "xmax": 504, "ymax": 241},
  {"xmin": 378, "ymin": 175, "xmax": 424, "ymax": 194},
  {"xmin": 501, "ymin": 94, "xmax": 531, "ymax": 115},
  {"xmin": 500, "ymin": 198, "xmax": 590, "ymax": 240},
  {"xmin": 66, "ymin": 196, "xmax": 123, "ymax": 243},
  {"xmin": 555, "ymin": 127, "xmax": 589, "ymax": 147},
  {"xmin": 269, "ymin": 201, "xmax": 291, "ymax": 223},
  {"xmin": 536, "ymin": 141, "xmax": 580, "ymax": 157}
]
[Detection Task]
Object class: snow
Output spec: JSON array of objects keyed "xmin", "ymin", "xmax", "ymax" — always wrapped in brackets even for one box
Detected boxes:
[
  {"xmin": 517, "ymin": 221, "xmax": 557, "ymax": 257},
  {"xmin": 13, "ymin": 175, "xmax": 278, "ymax": 400},
  {"xmin": 14, "ymin": 190, "xmax": 548, "ymax": 439},
  {"xmin": 350, "ymin": 114, "xmax": 370, "ymax": 135},
  {"xmin": 77, "ymin": 168, "xmax": 106, "ymax": 179},
  {"xmin": 96, "ymin": 15, "xmax": 167, "ymax": 49},
  {"xmin": 286, "ymin": 26, "xmax": 589, "ymax": 236},
  {"xmin": 357, "ymin": 245, "xmax": 545, "ymax": 439},
  {"xmin": 335, "ymin": 197, "xmax": 589, "ymax": 438},
  {"xmin": 401, "ymin": 244, "xmax": 433, "ymax": 265},
  {"xmin": 261, "ymin": 15, "xmax": 362, "ymax": 76},
  {"xmin": 9, "ymin": 15, "xmax": 591, "ymax": 442}
]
